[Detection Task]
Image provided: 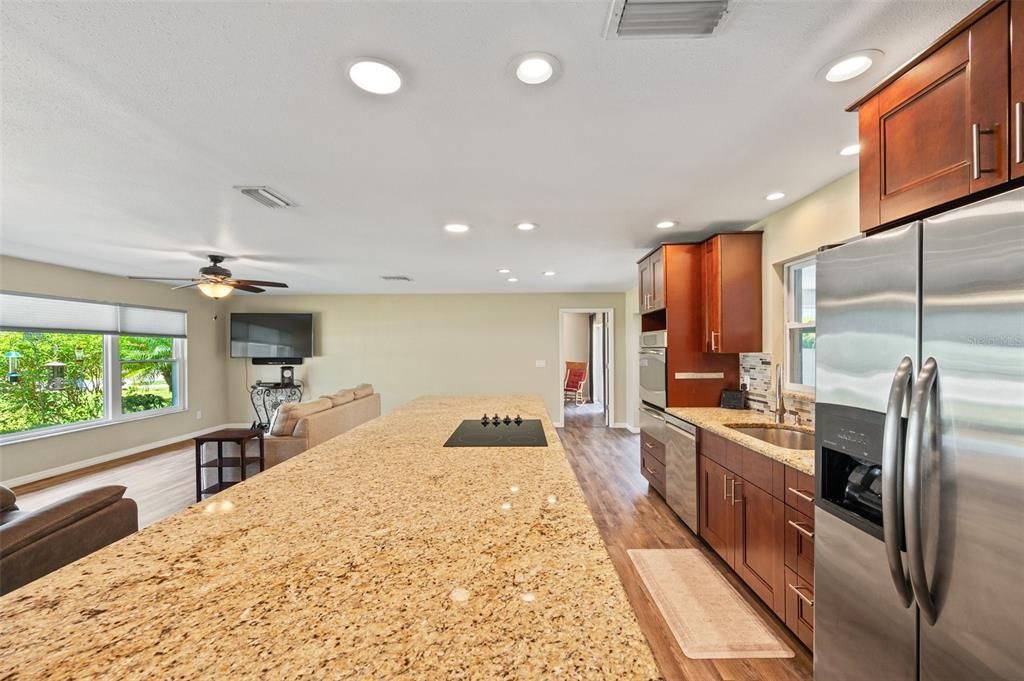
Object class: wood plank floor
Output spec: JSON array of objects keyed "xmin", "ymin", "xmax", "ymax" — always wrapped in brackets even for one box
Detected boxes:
[
  {"xmin": 16, "ymin": 447, "xmax": 196, "ymax": 528},
  {"xmin": 16, "ymin": 417, "xmax": 812, "ymax": 680},
  {"xmin": 558, "ymin": 417, "xmax": 813, "ymax": 681}
]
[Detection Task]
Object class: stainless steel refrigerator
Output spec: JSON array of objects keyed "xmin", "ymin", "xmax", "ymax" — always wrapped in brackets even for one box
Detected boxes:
[{"xmin": 814, "ymin": 186, "xmax": 1024, "ymax": 681}]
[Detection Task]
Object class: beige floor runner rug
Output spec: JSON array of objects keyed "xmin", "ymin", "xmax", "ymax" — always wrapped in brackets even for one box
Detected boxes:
[{"xmin": 628, "ymin": 548, "xmax": 794, "ymax": 659}]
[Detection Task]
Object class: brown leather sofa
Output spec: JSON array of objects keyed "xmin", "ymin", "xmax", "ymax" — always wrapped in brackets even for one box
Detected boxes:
[{"xmin": 0, "ymin": 484, "xmax": 138, "ymax": 595}]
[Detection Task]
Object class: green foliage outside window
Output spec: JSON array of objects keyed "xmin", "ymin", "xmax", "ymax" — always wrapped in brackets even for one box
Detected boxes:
[{"xmin": 0, "ymin": 332, "xmax": 104, "ymax": 434}]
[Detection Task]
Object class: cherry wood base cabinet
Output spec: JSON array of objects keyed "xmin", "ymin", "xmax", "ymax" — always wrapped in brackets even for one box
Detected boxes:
[
  {"xmin": 851, "ymin": 0, "xmax": 1011, "ymax": 232},
  {"xmin": 697, "ymin": 430, "xmax": 814, "ymax": 649}
]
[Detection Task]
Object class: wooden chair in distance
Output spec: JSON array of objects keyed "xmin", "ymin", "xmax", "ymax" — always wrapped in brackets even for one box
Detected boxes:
[{"xmin": 563, "ymin": 362, "xmax": 588, "ymax": 406}]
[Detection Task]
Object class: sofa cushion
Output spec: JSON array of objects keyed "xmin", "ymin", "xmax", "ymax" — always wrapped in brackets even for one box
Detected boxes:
[
  {"xmin": 0, "ymin": 485, "xmax": 17, "ymax": 513},
  {"xmin": 353, "ymin": 383, "xmax": 374, "ymax": 399},
  {"xmin": 322, "ymin": 390, "xmax": 355, "ymax": 407},
  {"xmin": 270, "ymin": 398, "xmax": 332, "ymax": 436}
]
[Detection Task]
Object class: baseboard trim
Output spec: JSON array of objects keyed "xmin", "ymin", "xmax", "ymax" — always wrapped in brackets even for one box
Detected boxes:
[
  {"xmin": 614, "ymin": 423, "xmax": 640, "ymax": 433},
  {"xmin": 1, "ymin": 423, "xmax": 249, "ymax": 488}
]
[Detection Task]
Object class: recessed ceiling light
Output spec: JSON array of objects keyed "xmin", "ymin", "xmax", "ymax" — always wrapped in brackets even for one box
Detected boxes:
[
  {"xmin": 656, "ymin": 220, "xmax": 676, "ymax": 229},
  {"xmin": 507, "ymin": 277, "xmax": 519, "ymax": 283},
  {"xmin": 839, "ymin": 143, "xmax": 861, "ymax": 157},
  {"xmin": 444, "ymin": 223, "xmax": 470, "ymax": 233},
  {"xmin": 543, "ymin": 271, "xmax": 556, "ymax": 276},
  {"xmin": 348, "ymin": 58, "xmax": 402, "ymax": 95},
  {"xmin": 821, "ymin": 50, "xmax": 882, "ymax": 83},
  {"xmin": 498, "ymin": 268, "xmax": 511, "ymax": 274},
  {"xmin": 513, "ymin": 53, "xmax": 561, "ymax": 85},
  {"xmin": 516, "ymin": 222, "xmax": 537, "ymax": 231},
  {"xmin": 765, "ymin": 192, "xmax": 786, "ymax": 201}
]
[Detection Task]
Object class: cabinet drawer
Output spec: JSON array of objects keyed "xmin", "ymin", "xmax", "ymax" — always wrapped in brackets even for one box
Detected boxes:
[
  {"xmin": 785, "ymin": 466, "xmax": 816, "ymax": 517},
  {"xmin": 785, "ymin": 567, "xmax": 814, "ymax": 650},
  {"xmin": 641, "ymin": 449, "xmax": 666, "ymax": 496},
  {"xmin": 785, "ymin": 507, "xmax": 815, "ymax": 583},
  {"xmin": 640, "ymin": 432, "xmax": 666, "ymax": 465}
]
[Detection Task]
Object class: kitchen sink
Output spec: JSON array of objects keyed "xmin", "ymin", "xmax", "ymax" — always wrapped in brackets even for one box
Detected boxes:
[{"xmin": 727, "ymin": 425, "xmax": 815, "ymax": 451}]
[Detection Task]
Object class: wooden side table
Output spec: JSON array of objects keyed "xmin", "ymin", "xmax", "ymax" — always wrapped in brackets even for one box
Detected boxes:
[{"xmin": 194, "ymin": 428, "xmax": 265, "ymax": 502}]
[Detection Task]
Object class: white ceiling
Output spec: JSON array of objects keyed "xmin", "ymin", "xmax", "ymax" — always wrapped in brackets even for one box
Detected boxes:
[{"xmin": 1, "ymin": 0, "xmax": 979, "ymax": 294}]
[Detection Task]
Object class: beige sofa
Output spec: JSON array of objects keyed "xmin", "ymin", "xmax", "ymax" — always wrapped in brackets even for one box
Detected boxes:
[{"xmin": 263, "ymin": 387, "xmax": 381, "ymax": 467}]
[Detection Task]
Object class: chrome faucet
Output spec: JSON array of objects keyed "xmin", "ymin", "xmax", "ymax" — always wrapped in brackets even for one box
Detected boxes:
[{"xmin": 772, "ymin": 363, "xmax": 786, "ymax": 424}]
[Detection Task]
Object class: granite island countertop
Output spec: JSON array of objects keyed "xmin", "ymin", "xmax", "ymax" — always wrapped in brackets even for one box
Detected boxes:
[
  {"xmin": 666, "ymin": 407, "xmax": 815, "ymax": 475},
  {"xmin": 0, "ymin": 396, "xmax": 660, "ymax": 680}
]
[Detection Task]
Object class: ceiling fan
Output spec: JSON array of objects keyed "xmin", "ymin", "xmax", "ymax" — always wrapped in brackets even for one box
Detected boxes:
[{"xmin": 128, "ymin": 254, "xmax": 289, "ymax": 299}]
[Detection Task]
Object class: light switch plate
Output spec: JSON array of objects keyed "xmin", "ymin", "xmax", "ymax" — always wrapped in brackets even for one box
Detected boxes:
[{"xmin": 535, "ymin": 359, "xmax": 546, "ymax": 368}]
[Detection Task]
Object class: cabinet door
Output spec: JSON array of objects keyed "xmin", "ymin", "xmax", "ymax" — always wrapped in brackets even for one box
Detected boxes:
[
  {"xmin": 1012, "ymin": 1, "xmax": 1024, "ymax": 179},
  {"xmin": 702, "ymin": 237, "xmax": 722, "ymax": 352},
  {"xmin": 859, "ymin": 3, "xmax": 1008, "ymax": 230},
  {"xmin": 650, "ymin": 248, "xmax": 665, "ymax": 311},
  {"xmin": 698, "ymin": 455, "xmax": 734, "ymax": 565},
  {"xmin": 733, "ymin": 478, "xmax": 787, "ymax": 618},
  {"xmin": 784, "ymin": 567, "xmax": 814, "ymax": 650},
  {"xmin": 638, "ymin": 257, "xmax": 652, "ymax": 311}
]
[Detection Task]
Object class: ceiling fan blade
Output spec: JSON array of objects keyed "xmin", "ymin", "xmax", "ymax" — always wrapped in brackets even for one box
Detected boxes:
[
  {"xmin": 127, "ymin": 276, "xmax": 200, "ymax": 281},
  {"xmin": 230, "ymin": 279, "xmax": 289, "ymax": 288},
  {"xmin": 231, "ymin": 284, "xmax": 266, "ymax": 293},
  {"xmin": 172, "ymin": 281, "xmax": 202, "ymax": 290}
]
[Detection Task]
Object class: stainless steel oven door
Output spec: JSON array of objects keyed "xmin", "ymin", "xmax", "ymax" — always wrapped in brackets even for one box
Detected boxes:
[{"xmin": 639, "ymin": 348, "xmax": 666, "ymax": 409}]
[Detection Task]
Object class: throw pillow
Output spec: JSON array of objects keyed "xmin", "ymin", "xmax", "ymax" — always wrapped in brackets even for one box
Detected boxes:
[{"xmin": 353, "ymin": 383, "xmax": 374, "ymax": 398}]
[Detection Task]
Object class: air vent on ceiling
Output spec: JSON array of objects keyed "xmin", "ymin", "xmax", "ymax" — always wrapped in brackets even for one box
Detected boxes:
[
  {"xmin": 380, "ymin": 275, "xmax": 413, "ymax": 282},
  {"xmin": 235, "ymin": 186, "xmax": 296, "ymax": 208},
  {"xmin": 605, "ymin": 0, "xmax": 729, "ymax": 39}
]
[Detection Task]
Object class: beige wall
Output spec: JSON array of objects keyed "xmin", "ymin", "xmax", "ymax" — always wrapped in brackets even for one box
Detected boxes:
[
  {"xmin": 748, "ymin": 172, "xmax": 860, "ymax": 362},
  {"xmin": 560, "ymin": 312, "xmax": 592, "ymax": 399},
  {"xmin": 226, "ymin": 293, "xmax": 628, "ymax": 426},
  {"xmin": 0, "ymin": 256, "xmax": 230, "ymax": 482}
]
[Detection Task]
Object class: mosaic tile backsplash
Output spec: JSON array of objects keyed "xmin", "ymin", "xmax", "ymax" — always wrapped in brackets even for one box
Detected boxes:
[{"xmin": 738, "ymin": 353, "xmax": 815, "ymax": 427}]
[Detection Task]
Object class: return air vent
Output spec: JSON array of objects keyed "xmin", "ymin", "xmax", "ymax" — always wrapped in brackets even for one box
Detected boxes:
[
  {"xmin": 605, "ymin": 0, "xmax": 729, "ymax": 39},
  {"xmin": 380, "ymin": 275, "xmax": 413, "ymax": 282},
  {"xmin": 235, "ymin": 186, "xmax": 296, "ymax": 208}
]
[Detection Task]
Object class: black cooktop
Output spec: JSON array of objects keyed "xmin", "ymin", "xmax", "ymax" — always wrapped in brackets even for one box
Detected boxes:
[{"xmin": 443, "ymin": 415, "xmax": 548, "ymax": 448}]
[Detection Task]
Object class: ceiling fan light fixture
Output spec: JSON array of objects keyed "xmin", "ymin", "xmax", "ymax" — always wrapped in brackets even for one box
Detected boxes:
[{"xmin": 197, "ymin": 281, "xmax": 234, "ymax": 299}]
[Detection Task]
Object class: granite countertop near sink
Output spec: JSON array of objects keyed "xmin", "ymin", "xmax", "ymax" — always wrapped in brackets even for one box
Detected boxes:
[
  {"xmin": 665, "ymin": 407, "xmax": 815, "ymax": 475},
  {"xmin": 0, "ymin": 396, "xmax": 660, "ymax": 680}
]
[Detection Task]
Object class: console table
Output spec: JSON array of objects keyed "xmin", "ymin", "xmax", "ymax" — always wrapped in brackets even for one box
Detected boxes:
[
  {"xmin": 249, "ymin": 382, "xmax": 303, "ymax": 429},
  {"xmin": 194, "ymin": 428, "xmax": 265, "ymax": 502}
]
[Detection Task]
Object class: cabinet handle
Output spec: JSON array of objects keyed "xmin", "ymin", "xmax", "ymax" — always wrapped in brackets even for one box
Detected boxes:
[
  {"xmin": 788, "ymin": 487, "xmax": 815, "ymax": 503},
  {"xmin": 1016, "ymin": 102, "xmax": 1023, "ymax": 165},
  {"xmin": 711, "ymin": 330, "xmax": 719, "ymax": 352},
  {"xmin": 788, "ymin": 520, "xmax": 815, "ymax": 539},
  {"xmin": 789, "ymin": 583, "xmax": 814, "ymax": 606},
  {"xmin": 972, "ymin": 123, "xmax": 996, "ymax": 180},
  {"xmin": 723, "ymin": 474, "xmax": 730, "ymax": 501},
  {"xmin": 730, "ymin": 479, "xmax": 742, "ymax": 505},
  {"xmin": 643, "ymin": 441, "xmax": 653, "ymax": 449}
]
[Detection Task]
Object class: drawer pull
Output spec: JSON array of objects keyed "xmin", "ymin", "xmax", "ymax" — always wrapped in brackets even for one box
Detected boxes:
[
  {"xmin": 789, "ymin": 583, "xmax": 814, "ymax": 606},
  {"xmin": 788, "ymin": 487, "xmax": 814, "ymax": 503},
  {"xmin": 730, "ymin": 479, "xmax": 742, "ymax": 506},
  {"xmin": 643, "ymin": 441, "xmax": 653, "ymax": 449},
  {"xmin": 644, "ymin": 466, "xmax": 657, "ymax": 476},
  {"xmin": 788, "ymin": 520, "xmax": 815, "ymax": 539}
]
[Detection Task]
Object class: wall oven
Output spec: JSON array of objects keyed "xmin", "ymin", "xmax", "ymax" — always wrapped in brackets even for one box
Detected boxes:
[{"xmin": 639, "ymin": 330, "xmax": 667, "ymax": 409}]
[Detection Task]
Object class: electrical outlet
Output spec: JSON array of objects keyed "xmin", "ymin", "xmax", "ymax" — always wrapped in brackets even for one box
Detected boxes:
[
  {"xmin": 196, "ymin": 410, "xmax": 202, "ymax": 420},
  {"xmin": 535, "ymin": 359, "xmax": 546, "ymax": 368}
]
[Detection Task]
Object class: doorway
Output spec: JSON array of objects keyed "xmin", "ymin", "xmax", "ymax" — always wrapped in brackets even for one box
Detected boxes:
[{"xmin": 558, "ymin": 308, "xmax": 613, "ymax": 428}]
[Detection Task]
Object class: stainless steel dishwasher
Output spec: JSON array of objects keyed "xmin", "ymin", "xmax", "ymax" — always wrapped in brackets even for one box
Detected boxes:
[{"xmin": 663, "ymin": 413, "xmax": 698, "ymax": 533}]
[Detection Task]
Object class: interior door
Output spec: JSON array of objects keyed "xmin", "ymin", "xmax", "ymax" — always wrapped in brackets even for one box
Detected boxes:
[
  {"xmin": 601, "ymin": 313, "xmax": 610, "ymax": 425},
  {"xmin": 916, "ymin": 188, "xmax": 1024, "ymax": 681}
]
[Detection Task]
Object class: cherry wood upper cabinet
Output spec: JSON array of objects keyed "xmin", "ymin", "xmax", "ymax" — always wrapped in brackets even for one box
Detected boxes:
[
  {"xmin": 1011, "ymin": 1, "xmax": 1024, "ymax": 178},
  {"xmin": 637, "ymin": 248, "xmax": 665, "ymax": 313},
  {"xmin": 853, "ymin": 1, "xmax": 1010, "ymax": 232},
  {"xmin": 702, "ymin": 233, "xmax": 763, "ymax": 353}
]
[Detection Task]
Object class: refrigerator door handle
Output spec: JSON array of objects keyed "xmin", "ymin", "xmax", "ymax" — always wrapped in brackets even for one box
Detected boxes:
[
  {"xmin": 905, "ymin": 357, "xmax": 940, "ymax": 625},
  {"xmin": 882, "ymin": 356, "xmax": 915, "ymax": 608}
]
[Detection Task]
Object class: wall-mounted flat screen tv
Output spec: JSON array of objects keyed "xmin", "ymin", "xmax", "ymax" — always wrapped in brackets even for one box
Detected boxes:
[{"xmin": 230, "ymin": 313, "xmax": 313, "ymax": 358}]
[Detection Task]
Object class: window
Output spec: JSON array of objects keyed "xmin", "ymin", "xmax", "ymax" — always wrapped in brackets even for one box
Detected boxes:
[
  {"xmin": 0, "ymin": 293, "xmax": 186, "ymax": 443},
  {"xmin": 784, "ymin": 256, "xmax": 816, "ymax": 392}
]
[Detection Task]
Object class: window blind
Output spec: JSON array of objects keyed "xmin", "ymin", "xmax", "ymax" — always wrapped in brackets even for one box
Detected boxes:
[{"xmin": 0, "ymin": 292, "xmax": 187, "ymax": 338}]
